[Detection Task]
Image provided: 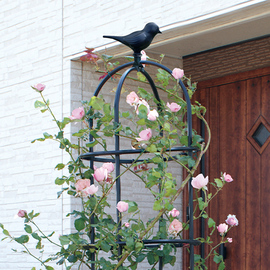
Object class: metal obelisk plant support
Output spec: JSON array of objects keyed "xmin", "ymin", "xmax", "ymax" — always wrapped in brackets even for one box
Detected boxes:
[{"xmin": 79, "ymin": 54, "xmax": 200, "ymax": 269}]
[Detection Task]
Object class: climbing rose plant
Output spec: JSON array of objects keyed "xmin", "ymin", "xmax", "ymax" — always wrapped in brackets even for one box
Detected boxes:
[{"xmin": 0, "ymin": 50, "xmax": 238, "ymax": 270}]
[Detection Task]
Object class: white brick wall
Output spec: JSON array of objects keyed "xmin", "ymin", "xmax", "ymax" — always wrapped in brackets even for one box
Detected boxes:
[{"xmin": 0, "ymin": 0, "xmax": 255, "ymax": 269}]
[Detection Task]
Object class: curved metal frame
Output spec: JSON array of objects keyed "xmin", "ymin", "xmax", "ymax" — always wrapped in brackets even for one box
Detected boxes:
[{"xmin": 80, "ymin": 56, "xmax": 198, "ymax": 270}]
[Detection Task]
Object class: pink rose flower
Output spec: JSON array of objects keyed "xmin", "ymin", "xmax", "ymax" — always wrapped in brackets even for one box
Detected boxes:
[
  {"xmin": 102, "ymin": 162, "xmax": 114, "ymax": 173},
  {"xmin": 32, "ymin": 83, "xmax": 46, "ymax": 92},
  {"xmin": 117, "ymin": 201, "xmax": 129, "ymax": 213},
  {"xmin": 168, "ymin": 219, "xmax": 183, "ymax": 236},
  {"xmin": 147, "ymin": 109, "xmax": 159, "ymax": 121},
  {"xmin": 124, "ymin": 222, "xmax": 130, "ymax": 228},
  {"xmin": 227, "ymin": 237, "xmax": 233, "ymax": 243},
  {"xmin": 217, "ymin": 223, "xmax": 228, "ymax": 235},
  {"xmin": 172, "ymin": 68, "xmax": 184, "ymax": 79},
  {"xmin": 17, "ymin": 210, "xmax": 27, "ymax": 218},
  {"xmin": 93, "ymin": 167, "xmax": 108, "ymax": 182},
  {"xmin": 85, "ymin": 184, "xmax": 99, "ymax": 195},
  {"xmin": 166, "ymin": 102, "xmax": 181, "ymax": 112},
  {"xmin": 191, "ymin": 174, "xmax": 209, "ymax": 190},
  {"xmin": 136, "ymin": 128, "xmax": 152, "ymax": 141},
  {"xmin": 69, "ymin": 107, "xmax": 85, "ymax": 120},
  {"xmin": 75, "ymin": 179, "xmax": 98, "ymax": 196},
  {"xmin": 225, "ymin": 214, "xmax": 239, "ymax": 226},
  {"xmin": 75, "ymin": 179, "xmax": 90, "ymax": 192},
  {"xmin": 223, "ymin": 173, "xmax": 233, "ymax": 183},
  {"xmin": 168, "ymin": 208, "xmax": 180, "ymax": 217},
  {"xmin": 126, "ymin": 91, "xmax": 139, "ymax": 106}
]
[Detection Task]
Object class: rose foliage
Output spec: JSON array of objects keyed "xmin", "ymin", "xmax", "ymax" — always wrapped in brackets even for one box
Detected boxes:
[{"xmin": 0, "ymin": 50, "xmax": 238, "ymax": 270}]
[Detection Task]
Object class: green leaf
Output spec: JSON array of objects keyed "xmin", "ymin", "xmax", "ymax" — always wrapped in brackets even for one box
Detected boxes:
[
  {"xmin": 43, "ymin": 132, "xmax": 53, "ymax": 139},
  {"xmin": 126, "ymin": 237, "xmax": 135, "ymax": 250},
  {"xmin": 31, "ymin": 232, "xmax": 41, "ymax": 241},
  {"xmin": 122, "ymin": 111, "xmax": 130, "ymax": 118},
  {"xmin": 67, "ymin": 254, "xmax": 78, "ymax": 263},
  {"xmin": 136, "ymin": 118, "xmax": 146, "ymax": 125},
  {"xmin": 45, "ymin": 266, "xmax": 54, "ymax": 270},
  {"xmin": 163, "ymin": 123, "xmax": 170, "ymax": 132},
  {"xmin": 24, "ymin": 224, "xmax": 32, "ymax": 234},
  {"xmin": 36, "ymin": 240, "xmax": 42, "ymax": 249},
  {"xmin": 213, "ymin": 254, "xmax": 223, "ymax": 264},
  {"xmin": 146, "ymin": 144, "xmax": 157, "ymax": 153},
  {"xmin": 214, "ymin": 178, "xmax": 224, "ymax": 188},
  {"xmin": 208, "ymin": 218, "xmax": 215, "ymax": 228},
  {"xmin": 89, "ymin": 96, "xmax": 104, "ymax": 110},
  {"xmin": 180, "ymin": 135, "xmax": 188, "ymax": 146},
  {"xmin": 74, "ymin": 218, "xmax": 85, "ymax": 231},
  {"xmin": 55, "ymin": 177, "xmax": 65, "ymax": 185},
  {"xmin": 147, "ymin": 253, "xmax": 156, "ymax": 265},
  {"xmin": 218, "ymin": 261, "xmax": 225, "ymax": 270},
  {"xmin": 34, "ymin": 100, "xmax": 46, "ymax": 108},
  {"xmin": 128, "ymin": 201, "xmax": 138, "ymax": 213},
  {"xmin": 55, "ymin": 163, "xmax": 65, "ymax": 170},
  {"xmin": 136, "ymin": 253, "xmax": 146, "ymax": 262},
  {"xmin": 2, "ymin": 229, "xmax": 10, "ymax": 236},
  {"xmin": 153, "ymin": 200, "xmax": 162, "ymax": 211},
  {"xmin": 14, "ymin": 235, "xmax": 29, "ymax": 244},
  {"xmin": 103, "ymin": 103, "xmax": 111, "ymax": 115},
  {"xmin": 100, "ymin": 241, "xmax": 111, "ymax": 252},
  {"xmin": 59, "ymin": 235, "xmax": 70, "ymax": 246}
]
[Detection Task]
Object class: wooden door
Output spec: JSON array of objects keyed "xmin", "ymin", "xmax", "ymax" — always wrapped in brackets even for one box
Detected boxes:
[{"xmin": 185, "ymin": 67, "xmax": 270, "ymax": 269}]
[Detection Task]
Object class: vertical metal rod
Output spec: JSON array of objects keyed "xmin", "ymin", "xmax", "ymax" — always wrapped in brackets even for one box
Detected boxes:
[
  {"xmin": 114, "ymin": 67, "xmax": 137, "ymax": 260},
  {"xmin": 200, "ymin": 119, "xmax": 206, "ymax": 266},
  {"xmin": 89, "ymin": 118, "xmax": 95, "ymax": 270}
]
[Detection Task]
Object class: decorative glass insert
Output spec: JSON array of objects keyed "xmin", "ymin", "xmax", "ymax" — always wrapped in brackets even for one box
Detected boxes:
[
  {"xmin": 252, "ymin": 123, "xmax": 270, "ymax": 147},
  {"xmin": 247, "ymin": 115, "xmax": 270, "ymax": 154}
]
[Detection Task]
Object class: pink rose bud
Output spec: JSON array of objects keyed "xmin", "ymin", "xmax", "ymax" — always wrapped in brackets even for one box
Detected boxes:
[
  {"xmin": 168, "ymin": 219, "xmax": 183, "ymax": 236},
  {"xmin": 225, "ymin": 214, "xmax": 239, "ymax": 226},
  {"xmin": 102, "ymin": 162, "xmax": 114, "ymax": 173},
  {"xmin": 33, "ymin": 83, "xmax": 46, "ymax": 92},
  {"xmin": 124, "ymin": 222, "xmax": 130, "ymax": 228},
  {"xmin": 69, "ymin": 107, "xmax": 85, "ymax": 120},
  {"xmin": 147, "ymin": 109, "xmax": 159, "ymax": 121},
  {"xmin": 136, "ymin": 128, "xmax": 152, "ymax": 141},
  {"xmin": 93, "ymin": 167, "xmax": 108, "ymax": 182},
  {"xmin": 117, "ymin": 201, "xmax": 129, "ymax": 213},
  {"xmin": 227, "ymin": 237, "xmax": 233, "ymax": 243},
  {"xmin": 85, "ymin": 184, "xmax": 99, "ymax": 195},
  {"xmin": 223, "ymin": 173, "xmax": 233, "ymax": 183},
  {"xmin": 17, "ymin": 210, "xmax": 27, "ymax": 218},
  {"xmin": 166, "ymin": 102, "xmax": 181, "ymax": 112},
  {"xmin": 191, "ymin": 174, "xmax": 209, "ymax": 190},
  {"xmin": 141, "ymin": 50, "xmax": 147, "ymax": 61},
  {"xmin": 217, "ymin": 223, "xmax": 228, "ymax": 235},
  {"xmin": 172, "ymin": 68, "xmax": 184, "ymax": 79},
  {"xmin": 126, "ymin": 91, "xmax": 140, "ymax": 106},
  {"xmin": 168, "ymin": 208, "xmax": 180, "ymax": 218},
  {"xmin": 141, "ymin": 50, "xmax": 147, "ymax": 67}
]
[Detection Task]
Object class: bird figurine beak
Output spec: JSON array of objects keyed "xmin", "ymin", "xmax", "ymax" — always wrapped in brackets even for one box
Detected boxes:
[{"xmin": 158, "ymin": 30, "xmax": 162, "ymax": 34}]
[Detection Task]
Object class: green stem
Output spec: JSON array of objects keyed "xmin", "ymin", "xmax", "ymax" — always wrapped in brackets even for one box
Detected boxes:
[
  {"xmin": 40, "ymin": 92, "xmax": 62, "ymax": 131},
  {"xmin": 30, "ymin": 220, "xmax": 62, "ymax": 248}
]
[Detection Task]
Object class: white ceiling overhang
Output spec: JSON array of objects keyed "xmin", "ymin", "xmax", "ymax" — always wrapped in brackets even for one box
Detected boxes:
[{"xmin": 90, "ymin": 0, "xmax": 270, "ymax": 60}]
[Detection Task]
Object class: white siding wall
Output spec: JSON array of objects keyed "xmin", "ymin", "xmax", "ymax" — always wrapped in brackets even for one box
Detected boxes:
[{"xmin": 0, "ymin": 0, "xmax": 253, "ymax": 269}]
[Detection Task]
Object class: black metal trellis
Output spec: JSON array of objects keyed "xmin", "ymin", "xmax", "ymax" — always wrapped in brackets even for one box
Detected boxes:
[{"xmin": 79, "ymin": 53, "xmax": 201, "ymax": 269}]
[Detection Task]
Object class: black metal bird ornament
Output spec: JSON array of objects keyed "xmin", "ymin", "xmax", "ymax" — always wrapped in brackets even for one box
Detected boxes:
[{"xmin": 103, "ymin": 22, "xmax": 162, "ymax": 54}]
